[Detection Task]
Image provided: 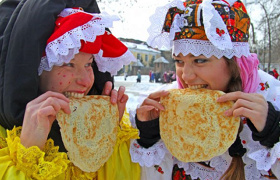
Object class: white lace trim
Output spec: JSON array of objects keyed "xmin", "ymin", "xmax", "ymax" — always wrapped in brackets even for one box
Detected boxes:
[
  {"xmin": 173, "ymin": 39, "xmax": 250, "ymax": 59},
  {"xmin": 248, "ymin": 143, "xmax": 280, "ymax": 171},
  {"xmin": 94, "ymin": 49, "xmax": 136, "ymax": 76},
  {"xmin": 38, "ymin": 9, "xmax": 128, "ymax": 75},
  {"xmin": 200, "ymin": 0, "xmax": 232, "ymax": 50},
  {"xmin": 239, "ymin": 124, "xmax": 272, "ymax": 179},
  {"xmin": 147, "ymin": 0, "xmax": 185, "ymax": 50},
  {"xmin": 238, "ymin": 71, "xmax": 280, "ymax": 174},
  {"xmin": 147, "ymin": 0, "xmax": 250, "ymax": 58},
  {"xmin": 58, "ymin": 8, "xmax": 82, "ymax": 17},
  {"xmin": 272, "ymin": 160, "xmax": 280, "ymax": 179},
  {"xmin": 176, "ymin": 152, "xmax": 231, "ymax": 180},
  {"xmin": 130, "ymin": 140, "xmax": 167, "ymax": 167}
]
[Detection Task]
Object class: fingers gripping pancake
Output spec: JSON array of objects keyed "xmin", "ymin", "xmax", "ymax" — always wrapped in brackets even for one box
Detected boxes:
[
  {"xmin": 56, "ymin": 95, "xmax": 119, "ymax": 172},
  {"xmin": 160, "ymin": 89, "xmax": 240, "ymax": 162}
]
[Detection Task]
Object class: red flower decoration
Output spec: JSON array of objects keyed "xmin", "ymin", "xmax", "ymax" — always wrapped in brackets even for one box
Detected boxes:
[
  {"xmin": 154, "ymin": 165, "xmax": 164, "ymax": 174},
  {"xmin": 260, "ymin": 83, "xmax": 265, "ymax": 91},
  {"xmin": 216, "ymin": 28, "xmax": 225, "ymax": 37},
  {"xmin": 232, "ymin": 1, "xmax": 247, "ymax": 13},
  {"xmin": 133, "ymin": 143, "xmax": 140, "ymax": 148},
  {"xmin": 227, "ymin": 19, "xmax": 235, "ymax": 26}
]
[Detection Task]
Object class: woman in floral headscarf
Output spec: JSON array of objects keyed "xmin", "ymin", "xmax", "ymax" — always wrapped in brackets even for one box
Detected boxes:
[{"xmin": 129, "ymin": 0, "xmax": 280, "ymax": 179}]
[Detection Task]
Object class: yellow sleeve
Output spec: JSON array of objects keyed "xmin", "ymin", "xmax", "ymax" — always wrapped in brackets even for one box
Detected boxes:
[
  {"xmin": 0, "ymin": 126, "xmax": 70, "ymax": 180},
  {"xmin": 97, "ymin": 110, "xmax": 141, "ymax": 180}
]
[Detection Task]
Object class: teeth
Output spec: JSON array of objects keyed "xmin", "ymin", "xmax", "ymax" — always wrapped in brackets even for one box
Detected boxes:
[
  {"xmin": 188, "ymin": 85, "xmax": 207, "ymax": 90},
  {"xmin": 64, "ymin": 92, "xmax": 84, "ymax": 98}
]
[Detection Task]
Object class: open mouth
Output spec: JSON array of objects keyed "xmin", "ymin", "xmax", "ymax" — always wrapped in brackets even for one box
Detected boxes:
[
  {"xmin": 64, "ymin": 92, "xmax": 85, "ymax": 98},
  {"xmin": 188, "ymin": 84, "xmax": 208, "ymax": 90}
]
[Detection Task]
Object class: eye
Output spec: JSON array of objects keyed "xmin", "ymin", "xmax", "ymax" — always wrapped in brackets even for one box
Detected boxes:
[
  {"xmin": 194, "ymin": 59, "xmax": 208, "ymax": 63},
  {"xmin": 85, "ymin": 63, "xmax": 93, "ymax": 67},
  {"xmin": 63, "ymin": 63, "xmax": 74, "ymax": 67},
  {"xmin": 174, "ymin": 59, "xmax": 183, "ymax": 64}
]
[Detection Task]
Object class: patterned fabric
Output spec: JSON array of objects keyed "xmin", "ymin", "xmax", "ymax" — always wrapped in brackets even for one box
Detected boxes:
[
  {"xmin": 147, "ymin": 0, "xmax": 251, "ymax": 59},
  {"xmin": 162, "ymin": 0, "xmax": 250, "ymax": 42},
  {"xmin": 172, "ymin": 164, "xmax": 194, "ymax": 180}
]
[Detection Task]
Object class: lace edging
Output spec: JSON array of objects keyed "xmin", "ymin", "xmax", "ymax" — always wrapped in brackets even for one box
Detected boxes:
[
  {"xmin": 130, "ymin": 140, "xmax": 167, "ymax": 167},
  {"xmin": 38, "ymin": 12, "xmax": 119, "ymax": 75},
  {"xmin": 247, "ymin": 142, "xmax": 280, "ymax": 172},
  {"xmin": 94, "ymin": 49, "xmax": 136, "ymax": 76},
  {"xmin": 147, "ymin": 0, "xmax": 185, "ymax": 50},
  {"xmin": 176, "ymin": 152, "xmax": 231, "ymax": 179},
  {"xmin": 173, "ymin": 39, "xmax": 250, "ymax": 59},
  {"xmin": 146, "ymin": 0, "xmax": 250, "ymax": 58},
  {"xmin": 6, "ymin": 127, "xmax": 70, "ymax": 179},
  {"xmin": 240, "ymin": 124, "xmax": 280, "ymax": 175},
  {"xmin": 201, "ymin": 0, "xmax": 232, "ymax": 50}
]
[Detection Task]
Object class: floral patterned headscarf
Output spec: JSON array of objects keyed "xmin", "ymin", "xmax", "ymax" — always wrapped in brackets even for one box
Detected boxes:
[{"xmin": 148, "ymin": 0, "xmax": 260, "ymax": 93}]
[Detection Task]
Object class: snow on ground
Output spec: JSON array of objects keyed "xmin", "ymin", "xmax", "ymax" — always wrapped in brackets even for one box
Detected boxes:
[{"xmin": 114, "ymin": 75, "xmax": 164, "ymax": 111}]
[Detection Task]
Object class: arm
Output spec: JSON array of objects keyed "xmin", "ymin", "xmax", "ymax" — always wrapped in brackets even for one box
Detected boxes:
[
  {"xmin": 20, "ymin": 91, "xmax": 71, "ymax": 149},
  {"xmin": 135, "ymin": 90, "xmax": 169, "ymax": 148},
  {"xmin": 136, "ymin": 116, "xmax": 160, "ymax": 148},
  {"xmin": 247, "ymin": 101, "xmax": 280, "ymax": 147},
  {"xmin": 217, "ymin": 91, "xmax": 280, "ymax": 147}
]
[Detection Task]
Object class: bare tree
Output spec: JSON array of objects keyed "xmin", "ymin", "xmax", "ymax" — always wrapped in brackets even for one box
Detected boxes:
[{"xmin": 256, "ymin": 0, "xmax": 280, "ymax": 71}]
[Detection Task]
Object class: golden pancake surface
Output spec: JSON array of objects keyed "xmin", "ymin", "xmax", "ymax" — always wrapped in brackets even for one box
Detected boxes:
[
  {"xmin": 160, "ymin": 89, "xmax": 240, "ymax": 162},
  {"xmin": 57, "ymin": 95, "xmax": 119, "ymax": 172}
]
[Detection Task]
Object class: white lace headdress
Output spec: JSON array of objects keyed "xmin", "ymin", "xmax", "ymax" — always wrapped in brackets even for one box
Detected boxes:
[
  {"xmin": 147, "ymin": 0, "xmax": 251, "ymax": 59},
  {"xmin": 39, "ymin": 8, "xmax": 136, "ymax": 75}
]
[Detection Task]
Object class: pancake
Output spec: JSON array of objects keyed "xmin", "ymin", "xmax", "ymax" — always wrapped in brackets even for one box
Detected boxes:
[
  {"xmin": 160, "ymin": 88, "xmax": 240, "ymax": 162},
  {"xmin": 56, "ymin": 95, "xmax": 119, "ymax": 172}
]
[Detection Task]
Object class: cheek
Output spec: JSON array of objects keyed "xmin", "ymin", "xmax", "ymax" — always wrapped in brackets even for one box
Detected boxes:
[
  {"xmin": 89, "ymin": 71, "xmax": 95, "ymax": 85},
  {"xmin": 210, "ymin": 66, "xmax": 231, "ymax": 90},
  {"xmin": 52, "ymin": 73, "xmax": 72, "ymax": 90},
  {"xmin": 175, "ymin": 67, "xmax": 185, "ymax": 86},
  {"xmin": 175, "ymin": 67, "xmax": 182, "ymax": 77}
]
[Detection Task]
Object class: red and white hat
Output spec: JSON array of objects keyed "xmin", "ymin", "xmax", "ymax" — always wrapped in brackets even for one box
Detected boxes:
[{"xmin": 39, "ymin": 8, "xmax": 136, "ymax": 75}]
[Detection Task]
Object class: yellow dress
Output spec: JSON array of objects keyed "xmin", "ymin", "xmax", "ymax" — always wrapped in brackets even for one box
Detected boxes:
[{"xmin": 0, "ymin": 112, "xmax": 140, "ymax": 180}]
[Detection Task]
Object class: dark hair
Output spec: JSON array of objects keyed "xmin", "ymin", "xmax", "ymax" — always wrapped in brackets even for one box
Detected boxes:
[
  {"xmin": 225, "ymin": 58, "xmax": 242, "ymax": 93},
  {"xmin": 220, "ymin": 57, "xmax": 245, "ymax": 180}
]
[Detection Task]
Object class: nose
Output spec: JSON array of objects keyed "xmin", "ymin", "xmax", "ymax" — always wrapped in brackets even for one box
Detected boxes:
[
  {"xmin": 181, "ymin": 63, "xmax": 196, "ymax": 83},
  {"xmin": 76, "ymin": 69, "xmax": 93, "ymax": 87}
]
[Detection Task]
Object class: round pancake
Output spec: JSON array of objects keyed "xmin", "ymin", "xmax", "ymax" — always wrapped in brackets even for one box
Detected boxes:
[
  {"xmin": 160, "ymin": 88, "xmax": 240, "ymax": 162},
  {"xmin": 56, "ymin": 95, "xmax": 119, "ymax": 172}
]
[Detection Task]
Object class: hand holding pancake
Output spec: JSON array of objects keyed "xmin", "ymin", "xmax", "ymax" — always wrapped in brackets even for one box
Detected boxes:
[
  {"xmin": 20, "ymin": 91, "xmax": 71, "ymax": 149},
  {"xmin": 136, "ymin": 90, "xmax": 169, "ymax": 121},
  {"xmin": 217, "ymin": 91, "xmax": 268, "ymax": 132},
  {"xmin": 102, "ymin": 81, "xmax": 128, "ymax": 121}
]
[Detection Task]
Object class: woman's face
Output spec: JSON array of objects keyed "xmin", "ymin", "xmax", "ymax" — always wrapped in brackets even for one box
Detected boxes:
[
  {"xmin": 174, "ymin": 53, "xmax": 231, "ymax": 91},
  {"xmin": 40, "ymin": 52, "xmax": 94, "ymax": 98}
]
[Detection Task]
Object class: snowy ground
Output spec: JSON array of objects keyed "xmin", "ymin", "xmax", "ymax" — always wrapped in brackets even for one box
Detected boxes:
[{"xmin": 114, "ymin": 75, "xmax": 164, "ymax": 111}]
